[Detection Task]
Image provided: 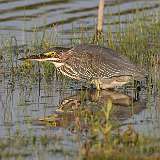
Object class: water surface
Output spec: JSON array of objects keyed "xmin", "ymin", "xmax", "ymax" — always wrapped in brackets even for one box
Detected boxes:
[
  {"xmin": 0, "ymin": 0, "xmax": 159, "ymax": 44},
  {"xmin": 0, "ymin": 0, "xmax": 160, "ymax": 159}
]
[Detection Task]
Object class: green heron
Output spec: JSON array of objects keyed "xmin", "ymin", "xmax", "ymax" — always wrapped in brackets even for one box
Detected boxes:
[{"xmin": 20, "ymin": 44, "xmax": 145, "ymax": 90}]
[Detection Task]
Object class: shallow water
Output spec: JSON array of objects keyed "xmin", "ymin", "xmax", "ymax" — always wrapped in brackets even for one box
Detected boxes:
[
  {"xmin": 0, "ymin": 67, "xmax": 160, "ymax": 159},
  {"xmin": 0, "ymin": 0, "xmax": 160, "ymax": 159},
  {"xmin": 0, "ymin": 0, "xmax": 159, "ymax": 45}
]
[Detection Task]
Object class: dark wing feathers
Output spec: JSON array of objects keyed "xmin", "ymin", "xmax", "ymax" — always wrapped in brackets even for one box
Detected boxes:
[{"xmin": 65, "ymin": 44, "xmax": 145, "ymax": 80}]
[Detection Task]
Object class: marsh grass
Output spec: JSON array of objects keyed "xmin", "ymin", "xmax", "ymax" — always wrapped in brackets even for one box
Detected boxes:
[
  {"xmin": 76, "ymin": 99, "xmax": 160, "ymax": 160},
  {"xmin": 0, "ymin": 130, "xmax": 75, "ymax": 160},
  {"xmin": 0, "ymin": 10, "xmax": 160, "ymax": 160}
]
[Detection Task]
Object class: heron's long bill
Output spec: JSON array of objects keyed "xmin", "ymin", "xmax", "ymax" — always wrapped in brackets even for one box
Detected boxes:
[
  {"xmin": 19, "ymin": 46, "xmax": 71, "ymax": 62},
  {"xmin": 19, "ymin": 53, "xmax": 60, "ymax": 62}
]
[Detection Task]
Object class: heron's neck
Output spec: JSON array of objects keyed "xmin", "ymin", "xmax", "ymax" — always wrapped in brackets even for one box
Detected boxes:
[{"xmin": 52, "ymin": 62, "xmax": 64, "ymax": 68}]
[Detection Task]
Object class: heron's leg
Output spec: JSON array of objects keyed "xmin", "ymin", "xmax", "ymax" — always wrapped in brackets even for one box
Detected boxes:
[
  {"xmin": 96, "ymin": 80, "xmax": 101, "ymax": 90},
  {"xmin": 91, "ymin": 79, "xmax": 101, "ymax": 90}
]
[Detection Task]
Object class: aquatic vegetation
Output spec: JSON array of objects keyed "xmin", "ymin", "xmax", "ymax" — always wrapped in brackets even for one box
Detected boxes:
[
  {"xmin": 0, "ymin": 130, "xmax": 75, "ymax": 160},
  {"xmin": 0, "ymin": 9, "xmax": 160, "ymax": 160},
  {"xmin": 77, "ymin": 100, "xmax": 160, "ymax": 160}
]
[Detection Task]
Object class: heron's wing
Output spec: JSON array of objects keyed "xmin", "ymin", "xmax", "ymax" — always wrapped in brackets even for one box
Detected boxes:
[{"xmin": 66, "ymin": 44, "xmax": 145, "ymax": 79}]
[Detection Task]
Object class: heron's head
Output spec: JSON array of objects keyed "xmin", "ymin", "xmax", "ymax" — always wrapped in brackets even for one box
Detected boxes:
[{"xmin": 19, "ymin": 47, "xmax": 71, "ymax": 68}]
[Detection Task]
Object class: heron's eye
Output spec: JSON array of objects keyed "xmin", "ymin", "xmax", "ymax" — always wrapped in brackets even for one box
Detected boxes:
[{"xmin": 44, "ymin": 51, "xmax": 57, "ymax": 56}]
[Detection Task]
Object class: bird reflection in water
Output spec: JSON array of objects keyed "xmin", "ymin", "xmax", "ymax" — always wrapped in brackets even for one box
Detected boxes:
[
  {"xmin": 57, "ymin": 89, "xmax": 132, "ymax": 112},
  {"xmin": 38, "ymin": 89, "xmax": 146, "ymax": 128}
]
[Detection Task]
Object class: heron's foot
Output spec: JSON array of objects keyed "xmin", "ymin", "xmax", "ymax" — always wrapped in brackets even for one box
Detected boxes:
[{"xmin": 90, "ymin": 79, "xmax": 101, "ymax": 90}]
